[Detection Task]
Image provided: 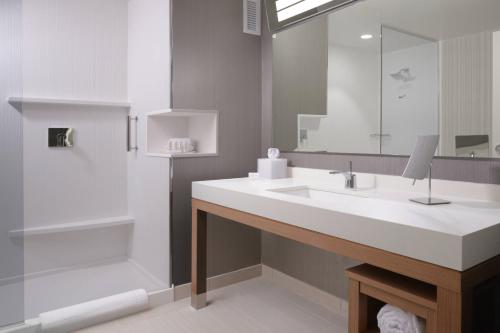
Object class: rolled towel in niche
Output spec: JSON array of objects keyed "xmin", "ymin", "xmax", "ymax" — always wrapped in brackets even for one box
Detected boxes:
[{"xmin": 377, "ymin": 304, "xmax": 425, "ymax": 333}]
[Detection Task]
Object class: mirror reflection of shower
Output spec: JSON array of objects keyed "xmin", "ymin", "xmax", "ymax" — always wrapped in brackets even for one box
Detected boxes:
[
  {"xmin": 390, "ymin": 68, "xmax": 416, "ymax": 83},
  {"xmin": 381, "ymin": 26, "xmax": 439, "ymax": 156}
]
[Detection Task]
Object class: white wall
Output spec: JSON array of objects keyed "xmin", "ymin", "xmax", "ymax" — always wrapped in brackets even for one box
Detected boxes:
[
  {"xmin": 326, "ymin": 42, "xmax": 380, "ymax": 154},
  {"xmin": 0, "ymin": 0, "xmax": 24, "ymax": 326},
  {"xmin": 22, "ymin": 0, "xmax": 128, "ymax": 100},
  {"xmin": 21, "ymin": 0, "xmax": 130, "ymax": 273},
  {"xmin": 127, "ymin": 0, "xmax": 171, "ymax": 287},
  {"xmin": 382, "ymin": 29, "xmax": 439, "ymax": 155},
  {"xmin": 493, "ymin": 31, "xmax": 500, "ymax": 158}
]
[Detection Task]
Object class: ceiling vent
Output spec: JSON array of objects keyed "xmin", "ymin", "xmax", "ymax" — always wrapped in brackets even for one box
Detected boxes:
[{"xmin": 244, "ymin": 0, "xmax": 261, "ymax": 36}]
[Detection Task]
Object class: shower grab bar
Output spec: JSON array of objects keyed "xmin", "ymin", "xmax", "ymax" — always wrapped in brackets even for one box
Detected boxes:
[{"xmin": 127, "ymin": 115, "xmax": 139, "ymax": 152}]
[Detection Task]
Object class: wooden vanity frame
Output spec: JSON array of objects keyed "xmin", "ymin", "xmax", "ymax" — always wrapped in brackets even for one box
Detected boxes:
[{"xmin": 191, "ymin": 198, "xmax": 500, "ymax": 333}]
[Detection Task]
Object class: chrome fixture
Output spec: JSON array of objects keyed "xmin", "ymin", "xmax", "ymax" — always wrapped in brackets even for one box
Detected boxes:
[
  {"xmin": 390, "ymin": 67, "xmax": 416, "ymax": 83},
  {"xmin": 330, "ymin": 160, "xmax": 356, "ymax": 189},
  {"xmin": 48, "ymin": 128, "xmax": 74, "ymax": 148},
  {"xmin": 403, "ymin": 135, "xmax": 450, "ymax": 205},
  {"xmin": 127, "ymin": 115, "xmax": 139, "ymax": 152}
]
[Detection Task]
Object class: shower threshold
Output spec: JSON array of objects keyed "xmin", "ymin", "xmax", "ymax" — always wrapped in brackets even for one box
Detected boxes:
[{"xmin": 0, "ymin": 258, "xmax": 167, "ymax": 322}]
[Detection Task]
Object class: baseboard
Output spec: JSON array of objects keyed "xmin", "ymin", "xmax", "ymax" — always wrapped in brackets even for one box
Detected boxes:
[
  {"xmin": 173, "ymin": 264, "xmax": 263, "ymax": 301},
  {"xmin": 262, "ymin": 264, "xmax": 348, "ymax": 319},
  {"xmin": 148, "ymin": 288, "xmax": 175, "ymax": 308}
]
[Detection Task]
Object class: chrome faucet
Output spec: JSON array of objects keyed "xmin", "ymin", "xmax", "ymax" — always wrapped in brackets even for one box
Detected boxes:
[{"xmin": 330, "ymin": 161, "xmax": 357, "ymax": 189}]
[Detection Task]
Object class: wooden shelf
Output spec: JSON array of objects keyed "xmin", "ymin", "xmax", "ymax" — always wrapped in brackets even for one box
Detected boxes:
[
  {"xmin": 347, "ymin": 264, "xmax": 437, "ymax": 333},
  {"xmin": 347, "ymin": 264, "xmax": 437, "ymax": 310},
  {"xmin": 8, "ymin": 97, "xmax": 131, "ymax": 109},
  {"xmin": 9, "ymin": 216, "xmax": 134, "ymax": 238}
]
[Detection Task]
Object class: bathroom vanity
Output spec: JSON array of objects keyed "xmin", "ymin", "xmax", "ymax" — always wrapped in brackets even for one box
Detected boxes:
[{"xmin": 191, "ymin": 169, "xmax": 500, "ymax": 333}]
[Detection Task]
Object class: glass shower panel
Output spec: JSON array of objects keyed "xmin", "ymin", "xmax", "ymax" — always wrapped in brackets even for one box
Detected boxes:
[
  {"xmin": 1, "ymin": 0, "xmax": 172, "ymax": 325},
  {"xmin": 0, "ymin": 0, "xmax": 24, "ymax": 328},
  {"xmin": 381, "ymin": 26, "xmax": 439, "ymax": 155}
]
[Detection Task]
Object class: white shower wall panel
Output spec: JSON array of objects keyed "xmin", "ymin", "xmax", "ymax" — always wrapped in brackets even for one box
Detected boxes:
[
  {"xmin": 20, "ymin": 0, "xmax": 130, "ymax": 276},
  {"xmin": 0, "ymin": 0, "xmax": 24, "ymax": 327},
  {"xmin": 127, "ymin": 0, "xmax": 172, "ymax": 287},
  {"xmin": 22, "ymin": 105, "xmax": 128, "ymax": 228},
  {"xmin": 22, "ymin": 0, "xmax": 128, "ymax": 100},
  {"xmin": 23, "ymin": 228, "xmax": 131, "ymax": 276}
]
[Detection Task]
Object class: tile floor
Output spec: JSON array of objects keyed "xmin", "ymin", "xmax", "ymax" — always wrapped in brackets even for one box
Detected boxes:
[{"xmin": 76, "ymin": 277, "xmax": 348, "ymax": 333}]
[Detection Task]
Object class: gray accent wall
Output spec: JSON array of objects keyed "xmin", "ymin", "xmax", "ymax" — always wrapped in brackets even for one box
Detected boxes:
[
  {"xmin": 171, "ymin": 0, "xmax": 262, "ymax": 285},
  {"xmin": 261, "ymin": 20, "xmax": 500, "ymax": 301},
  {"xmin": 272, "ymin": 16, "xmax": 328, "ymax": 151}
]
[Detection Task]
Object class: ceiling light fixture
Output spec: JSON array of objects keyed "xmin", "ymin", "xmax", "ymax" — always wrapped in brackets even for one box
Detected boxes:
[
  {"xmin": 360, "ymin": 34, "xmax": 373, "ymax": 40},
  {"xmin": 276, "ymin": 0, "xmax": 333, "ymax": 22},
  {"xmin": 266, "ymin": 0, "xmax": 361, "ymax": 33}
]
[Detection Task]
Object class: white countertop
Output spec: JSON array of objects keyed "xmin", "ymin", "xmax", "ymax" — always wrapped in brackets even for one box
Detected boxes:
[{"xmin": 192, "ymin": 169, "xmax": 500, "ymax": 271}]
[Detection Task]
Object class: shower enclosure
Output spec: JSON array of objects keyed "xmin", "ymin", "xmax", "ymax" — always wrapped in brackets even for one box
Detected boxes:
[
  {"xmin": 381, "ymin": 26, "xmax": 439, "ymax": 155},
  {"xmin": 1, "ymin": 0, "xmax": 172, "ymax": 329},
  {"xmin": 0, "ymin": 0, "xmax": 24, "ymax": 327}
]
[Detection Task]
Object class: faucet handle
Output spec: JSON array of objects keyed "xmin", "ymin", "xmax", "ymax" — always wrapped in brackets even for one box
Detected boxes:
[{"xmin": 346, "ymin": 174, "xmax": 356, "ymax": 189}]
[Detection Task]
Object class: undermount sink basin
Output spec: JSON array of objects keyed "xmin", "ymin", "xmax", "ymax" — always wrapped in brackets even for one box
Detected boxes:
[{"xmin": 268, "ymin": 186, "xmax": 368, "ymax": 202}]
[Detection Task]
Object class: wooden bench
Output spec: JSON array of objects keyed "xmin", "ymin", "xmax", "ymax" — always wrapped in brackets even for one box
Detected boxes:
[{"xmin": 346, "ymin": 264, "xmax": 438, "ymax": 333}]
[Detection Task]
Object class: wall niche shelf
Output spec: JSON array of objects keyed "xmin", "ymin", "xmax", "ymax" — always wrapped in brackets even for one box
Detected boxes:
[
  {"xmin": 8, "ymin": 97, "xmax": 131, "ymax": 109},
  {"xmin": 9, "ymin": 216, "xmax": 134, "ymax": 238},
  {"xmin": 146, "ymin": 108, "xmax": 218, "ymax": 158}
]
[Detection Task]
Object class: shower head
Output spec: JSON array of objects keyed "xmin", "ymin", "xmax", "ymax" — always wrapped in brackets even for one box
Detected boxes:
[{"xmin": 391, "ymin": 68, "xmax": 416, "ymax": 83}]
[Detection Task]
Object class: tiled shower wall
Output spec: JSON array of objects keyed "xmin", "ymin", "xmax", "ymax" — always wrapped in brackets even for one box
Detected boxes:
[{"xmin": 260, "ymin": 18, "xmax": 500, "ymax": 300}]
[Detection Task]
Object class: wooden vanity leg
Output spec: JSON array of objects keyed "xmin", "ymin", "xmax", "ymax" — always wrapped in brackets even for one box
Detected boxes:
[
  {"xmin": 348, "ymin": 279, "xmax": 368, "ymax": 333},
  {"xmin": 191, "ymin": 207, "xmax": 207, "ymax": 310},
  {"xmin": 461, "ymin": 288, "xmax": 474, "ymax": 333},
  {"xmin": 437, "ymin": 287, "xmax": 462, "ymax": 333}
]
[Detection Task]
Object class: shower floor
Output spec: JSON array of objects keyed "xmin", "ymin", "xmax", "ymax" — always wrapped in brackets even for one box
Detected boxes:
[{"xmin": 0, "ymin": 259, "xmax": 167, "ymax": 320}]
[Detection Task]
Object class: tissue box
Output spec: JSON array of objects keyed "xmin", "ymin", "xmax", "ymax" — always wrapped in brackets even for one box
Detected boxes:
[{"xmin": 258, "ymin": 158, "xmax": 288, "ymax": 179}]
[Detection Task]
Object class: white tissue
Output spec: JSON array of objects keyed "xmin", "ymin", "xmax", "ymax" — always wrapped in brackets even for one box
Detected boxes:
[
  {"xmin": 258, "ymin": 158, "xmax": 287, "ymax": 179},
  {"xmin": 377, "ymin": 304, "xmax": 425, "ymax": 333}
]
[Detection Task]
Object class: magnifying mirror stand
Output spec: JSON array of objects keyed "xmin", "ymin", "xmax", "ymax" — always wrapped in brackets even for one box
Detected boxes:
[{"xmin": 410, "ymin": 163, "xmax": 451, "ymax": 205}]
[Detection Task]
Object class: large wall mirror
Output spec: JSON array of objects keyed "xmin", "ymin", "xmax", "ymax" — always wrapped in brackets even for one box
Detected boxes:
[{"xmin": 272, "ymin": 0, "xmax": 500, "ymax": 158}]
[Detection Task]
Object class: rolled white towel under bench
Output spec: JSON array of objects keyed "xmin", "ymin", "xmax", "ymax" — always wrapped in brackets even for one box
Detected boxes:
[{"xmin": 377, "ymin": 304, "xmax": 425, "ymax": 333}]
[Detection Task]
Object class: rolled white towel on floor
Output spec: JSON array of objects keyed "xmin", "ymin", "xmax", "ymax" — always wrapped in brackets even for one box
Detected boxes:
[
  {"xmin": 377, "ymin": 304, "xmax": 425, "ymax": 333},
  {"xmin": 39, "ymin": 289, "xmax": 149, "ymax": 333}
]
